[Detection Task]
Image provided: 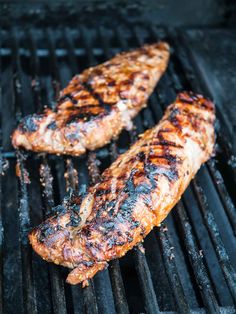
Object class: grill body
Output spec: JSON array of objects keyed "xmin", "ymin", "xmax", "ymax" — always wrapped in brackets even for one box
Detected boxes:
[{"xmin": 0, "ymin": 22, "xmax": 236, "ymax": 314}]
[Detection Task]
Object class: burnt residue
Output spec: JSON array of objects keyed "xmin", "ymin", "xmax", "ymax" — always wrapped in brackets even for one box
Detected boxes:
[
  {"xmin": 47, "ymin": 121, "xmax": 57, "ymax": 130},
  {"xmin": 63, "ymin": 193, "xmax": 83, "ymax": 228},
  {"xmin": 18, "ymin": 114, "xmax": 43, "ymax": 133},
  {"xmin": 82, "ymin": 168, "xmax": 148, "ymax": 250},
  {"xmin": 38, "ymin": 166, "xmax": 82, "ymax": 242},
  {"xmin": 37, "ymin": 201, "xmax": 82, "ymax": 243},
  {"xmin": 168, "ymin": 107, "xmax": 182, "ymax": 131},
  {"xmin": 66, "ymin": 211, "xmax": 81, "ymax": 228},
  {"xmin": 65, "ymin": 110, "xmax": 102, "ymax": 124},
  {"xmin": 79, "ymin": 260, "xmax": 94, "ymax": 268},
  {"xmin": 37, "ymin": 222, "xmax": 63, "ymax": 243},
  {"xmin": 63, "ymin": 80, "xmax": 115, "ymax": 124},
  {"xmin": 51, "ymin": 204, "xmax": 67, "ymax": 215},
  {"xmin": 88, "ymin": 123, "xmax": 184, "ymax": 249},
  {"xmin": 95, "ymin": 188, "xmax": 113, "ymax": 197},
  {"xmin": 144, "ymin": 162, "xmax": 179, "ymax": 182}
]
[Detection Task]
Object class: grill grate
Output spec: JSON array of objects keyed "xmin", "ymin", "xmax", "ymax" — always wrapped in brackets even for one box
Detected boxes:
[{"xmin": 0, "ymin": 24, "xmax": 236, "ymax": 313}]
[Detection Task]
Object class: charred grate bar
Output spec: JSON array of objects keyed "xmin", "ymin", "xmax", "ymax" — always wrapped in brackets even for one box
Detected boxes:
[{"xmin": 0, "ymin": 24, "xmax": 235, "ymax": 314}]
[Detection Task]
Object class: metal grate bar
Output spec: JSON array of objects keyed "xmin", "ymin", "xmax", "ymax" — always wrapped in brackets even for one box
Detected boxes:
[
  {"xmin": 46, "ymin": 28, "xmax": 61, "ymax": 106},
  {"xmin": 11, "ymin": 28, "xmax": 38, "ymax": 314},
  {"xmin": 157, "ymin": 225, "xmax": 190, "ymax": 313},
  {"xmin": 11, "ymin": 29, "xmax": 24, "ymax": 122},
  {"xmin": 192, "ymin": 179, "xmax": 236, "ymax": 305},
  {"xmin": 28, "ymin": 29, "xmax": 43, "ymax": 113},
  {"xmin": 80, "ymin": 27, "xmax": 97, "ymax": 66},
  {"xmin": 39, "ymin": 159, "xmax": 67, "ymax": 314},
  {"xmin": 207, "ymin": 159, "xmax": 236, "ymax": 236},
  {"xmin": 28, "ymin": 30, "xmax": 68, "ymax": 314},
  {"xmin": 16, "ymin": 151, "xmax": 37, "ymax": 314},
  {"xmin": 64, "ymin": 28, "xmax": 78, "ymax": 76},
  {"xmin": 176, "ymin": 201, "xmax": 221, "ymax": 313},
  {"xmin": 133, "ymin": 246, "xmax": 160, "ymax": 314},
  {"xmin": 0, "ymin": 34, "xmax": 4, "ymax": 314},
  {"xmin": 109, "ymin": 259, "xmax": 129, "ymax": 314}
]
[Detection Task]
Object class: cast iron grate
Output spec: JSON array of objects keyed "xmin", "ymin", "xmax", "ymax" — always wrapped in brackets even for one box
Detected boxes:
[{"xmin": 0, "ymin": 24, "xmax": 236, "ymax": 313}]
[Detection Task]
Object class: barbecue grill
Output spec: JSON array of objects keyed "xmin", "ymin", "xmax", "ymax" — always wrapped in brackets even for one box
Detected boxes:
[{"xmin": 0, "ymin": 2, "xmax": 236, "ymax": 313}]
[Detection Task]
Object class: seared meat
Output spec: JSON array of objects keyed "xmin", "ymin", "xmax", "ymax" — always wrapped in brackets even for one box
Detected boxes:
[
  {"xmin": 12, "ymin": 42, "xmax": 170, "ymax": 156},
  {"xmin": 29, "ymin": 92, "xmax": 215, "ymax": 285}
]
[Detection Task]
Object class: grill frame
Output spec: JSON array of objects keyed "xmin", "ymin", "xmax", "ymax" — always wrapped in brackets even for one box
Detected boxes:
[{"xmin": 0, "ymin": 23, "xmax": 236, "ymax": 314}]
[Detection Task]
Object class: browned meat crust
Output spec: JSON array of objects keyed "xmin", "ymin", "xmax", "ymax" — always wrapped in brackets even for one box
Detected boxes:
[
  {"xmin": 12, "ymin": 42, "xmax": 170, "ymax": 156},
  {"xmin": 29, "ymin": 92, "xmax": 215, "ymax": 285}
]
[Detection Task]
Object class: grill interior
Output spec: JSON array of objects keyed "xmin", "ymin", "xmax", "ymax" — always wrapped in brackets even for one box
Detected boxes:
[{"xmin": 0, "ymin": 24, "xmax": 236, "ymax": 313}]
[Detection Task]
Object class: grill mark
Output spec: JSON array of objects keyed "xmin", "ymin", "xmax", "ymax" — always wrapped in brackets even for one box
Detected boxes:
[
  {"xmin": 64, "ymin": 104, "xmax": 116, "ymax": 112},
  {"xmin": 144, "ymin": 127, "xmax": 180, "ymax": 183},
  {"xmin": 167, "ymin": 105, "xmax": 212, "ymax": 134},
  {"xmin": 158, "ymin": 128, "xmax": 173, "ymax": 133},
  {"xmin": 142, "ymin": 140, "xmax": 183, "ymax": 149},
  {"xmin": 121, "ymin": 79, "xmax": 133, "ymax": 86},
  {"xmin": 60, "ymin": 79, "xmax": 116, "ymax": 124},
  {"xmin": 138, "ymin": 86, "xmax": 146, "ymax": 91},
  {"xmin": 81, "ymin": 80, "xmax": 114, "ymax": 113},
  {"xmin": 178, "ymin": 93, "xmax": 214, "ymax": 111},
  {"xmin": 197, "ymin": 102, "xmax": 214, "ymax": 111},
  {"xmin": 93, "ymin": 168, "xmax": 148, "ymax": 242},
  {"xmin": 64, "ymin": 102, "xmax": 117, "ymax": 125},
  {"xmin": 108, "ymin": 80, "xmax": 116, "ymax": 87},
  {"xmin": 59, "ymin": 93, "xmax": 78, "ymax": 105},
  {"xmin": 149, "ymin": 153, "xmax": 181, "ymax": 164},
  {"xmin": 178, "ymin": 93, "xmax": 194, "ymax": 104}
]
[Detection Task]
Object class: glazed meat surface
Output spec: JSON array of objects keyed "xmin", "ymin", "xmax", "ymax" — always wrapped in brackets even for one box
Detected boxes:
[
  {"xmin": 12, "ymin": 42, "xmax": 169, "ymax": 156},
  {"xmin": 29, "ymin": 92, "xmax": 215, "ymax": 285}
]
